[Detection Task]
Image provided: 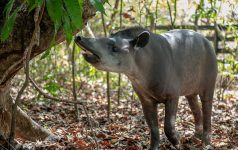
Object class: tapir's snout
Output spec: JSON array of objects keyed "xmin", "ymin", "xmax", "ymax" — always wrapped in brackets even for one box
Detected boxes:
[
  {"xmin": 74, "ymin": 35, "xmax": 82, "ymax": 44},
  {"xmin": 76, "ymin": 35, "xmax": 81, "ymax": 41},
  {"xmin": 74, "ymin": 35, "xmax": 88, "ymax": 48},
  {"xmin": 74, "ymin": 35, "xmax": 100, "ymax": 64}
]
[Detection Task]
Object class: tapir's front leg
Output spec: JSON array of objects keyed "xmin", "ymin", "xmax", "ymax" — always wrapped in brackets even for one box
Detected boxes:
[
  {"xmin": 164, "ymin": 97, "xmax": 180, "ymax": 148},
  {"xmin": 140, "ymin": 99, "xmax": 159, "ymax": 150}
]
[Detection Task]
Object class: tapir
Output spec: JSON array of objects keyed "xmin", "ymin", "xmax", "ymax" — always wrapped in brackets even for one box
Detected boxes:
[{"xmin": 75, "ymin": 27, "xmax": 218, "ymax": 149}]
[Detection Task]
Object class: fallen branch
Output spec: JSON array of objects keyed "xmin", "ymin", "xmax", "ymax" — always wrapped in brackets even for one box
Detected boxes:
[{"xmin": 29, "ymin": 77, "xmax": 84, "ymax": 105}]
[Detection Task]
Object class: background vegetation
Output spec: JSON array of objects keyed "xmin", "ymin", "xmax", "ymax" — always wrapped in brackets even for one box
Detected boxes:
[{"xmin": 1, "ymin": 0, "xmax": 238, "ymax": 149}]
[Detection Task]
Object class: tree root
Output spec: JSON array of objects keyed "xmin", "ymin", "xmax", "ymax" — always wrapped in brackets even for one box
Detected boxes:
[{"xmin": 0, "ymin": 85, "xmax": 54, "ymax": 142}]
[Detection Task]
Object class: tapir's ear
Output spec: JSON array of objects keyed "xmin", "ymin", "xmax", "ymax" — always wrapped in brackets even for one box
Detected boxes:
[{"xmin": 130, "ymin": 31, "xmax": 150, "ymax": 50}]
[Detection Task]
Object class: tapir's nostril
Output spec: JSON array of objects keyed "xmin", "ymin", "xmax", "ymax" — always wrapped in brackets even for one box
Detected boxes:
[{"xmin": 76, "ymin": 36, "xmax": 81, "ymax": 41}]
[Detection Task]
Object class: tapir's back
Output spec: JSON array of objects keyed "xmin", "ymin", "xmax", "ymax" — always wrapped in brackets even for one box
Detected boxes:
[{"xmin": 160, "ymin": 29, "xmax": 217, "ymax": 95}]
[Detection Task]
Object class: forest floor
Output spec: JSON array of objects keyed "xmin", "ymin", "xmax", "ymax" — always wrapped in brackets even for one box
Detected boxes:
[{"xmin": 9, "ymin": 75, "xmax": 238, "ymax": 150}]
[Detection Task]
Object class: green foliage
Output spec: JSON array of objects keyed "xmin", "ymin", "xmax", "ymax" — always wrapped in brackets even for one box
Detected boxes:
[
  {"xmin": 1, "ymin": 0, "xmax": 105, "ymax": 43},
  {"xmin": 42, "ymin": 72, "xmax": 62, "ymax": 96},
  {"xmin": 90, "ymin": 0, "xmax": 105, "ymax": 14},
  {"xmin": 62, "ymin": 14, "xmax": 73, "ymax": 45},
  {"xmin": 218, "ymin": 54, "xmax": 238, "ymax": 77},
  {"xmin": 46, "ymin": 0, "xmax": 84, "ymax": 44},
  {"xmin": 44, "ymin": 82, "xmax": 61, "ymax": 96},
  {"xmin": 0, "ymin": 0, "xmax": 19, "ymax": 41},
  {"xmin": 27, "ymin": 0, "xmax": 43, "ymax": 12},
  {"xmin": 40, "ymin": 49, "xmax": 51, "ymax": 60},
  {"xmin": 64, "ymin": 0, "xmax": 83, "ymax": 29},
  {"xmin": 191, "ymin": 0, "xmax": 218, "ymax": 22},
  {"xmin": 4, "ymin": 0, "xmax": 15, "ymax": 17},
  {"xmin": 46, "ymin": 0, "xmax": 64, "ymax": 31},
  {"xmin": 0, "ymin": 6, "xmax": 20, "ymax": 42}
]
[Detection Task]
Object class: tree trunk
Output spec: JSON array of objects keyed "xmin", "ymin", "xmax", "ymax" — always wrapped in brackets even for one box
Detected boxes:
[
  {"xmin": 0, "ymin": 0, "xmax": 96, "ymax": 141},
  {"xmin": 0, "ymin": 84, "xmax": 53, "ymax": 141}
]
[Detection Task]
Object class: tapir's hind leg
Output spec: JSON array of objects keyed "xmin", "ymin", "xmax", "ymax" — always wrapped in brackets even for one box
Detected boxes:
[
  {"xmin": 164, "ymin": 97, "xmax": 180, "ymax": 148},
  {"xmin": 199, "ymin": 89, "xmax": 214, "ymax": 145},
  {"xmin": 185, "ymin": 94, "xmax": 203, "ymax": 138}
]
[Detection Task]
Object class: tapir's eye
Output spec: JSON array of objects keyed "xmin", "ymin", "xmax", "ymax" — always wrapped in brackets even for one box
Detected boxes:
[{"xmin": 112, "ymin": 46, "xmax": 120, "ymax": 52}]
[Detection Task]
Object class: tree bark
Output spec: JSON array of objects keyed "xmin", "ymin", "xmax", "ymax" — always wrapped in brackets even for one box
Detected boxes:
[
  {"xmin": 0, "ymin": 0, "xmax": 96, "ymax": 141},
  {"xmin": 0, "ymin": 84, "xmax": 53, "ymax": 141}
]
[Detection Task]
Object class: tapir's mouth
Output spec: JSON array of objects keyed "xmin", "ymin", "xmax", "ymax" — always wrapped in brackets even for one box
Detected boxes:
[{"xmin": 75, "ymin": 36, "xmax": 100, "ymax": 64}]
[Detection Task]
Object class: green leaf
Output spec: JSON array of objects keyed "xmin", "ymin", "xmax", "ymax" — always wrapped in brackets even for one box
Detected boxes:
[
  {"xmin": 0, "ymin": 7, "xmax": 19, "ymax": 42},
  {"xmin": 4, "ymin": 0, "xmax": 15, "ymax": 17},
  {"xmin": 44, "ymin": 82, "xmax": 61, "ymax": 96},
  {"xmin": 104, "ymin": 0, "xmax": 110, "ymax": 6},
  {"xmin": 27, "ymin": 0, "xmax": 36, "ymax": 12},
  {"xmin": 40, "ymin": 49, "xmax": 50, "ymax": 60},
  {"xmin": 43, "ymin": 73, "xmax": 55, "ymax": 80},
  {"xmin": 46, "ymin": 0, "xmax": 64, "ymax": 30},
  {"xmin": 90, "ymin": 0, "xmax": 105, "ymax": 14},
  {"xmin": 27, "ymin": 0, "xmax": 43, "ymax": 12},
  {"xmin": 62, "ymin": 14, "xmax": 73, "ymax": 45},
  {"xmin": 75, "ymin": 46, "xmax": 81, "ymax": 54},
  {"xmin": 64, "ymin": 0, "xmax": 83, "ymax": 30}
]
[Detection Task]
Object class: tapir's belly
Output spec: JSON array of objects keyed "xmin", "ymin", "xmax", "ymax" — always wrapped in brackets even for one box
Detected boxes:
[
  {"xmin": 134, "ymin": 30, "xmax": 217, "ymax": 100},
  {"xmin": 147, "ymin": 55, "xmax": 214, "ymax": 98},
  {"xmin": 146, "ymin": 74, "xmax": 203, "ymax": 100}
]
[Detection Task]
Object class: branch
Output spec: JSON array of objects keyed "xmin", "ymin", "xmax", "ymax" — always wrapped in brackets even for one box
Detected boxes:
[
  {"xmin": 85, "ymin": 23, "xmax": 95, "ymax": 38},
  {"xmin": 9, "ymin": 3, "xmax": 45, "ymax": 148},
  {"xmin": 29, "ymin": 77, "xmax": 84, "ymax": 105},
  {"xmin": 101, "ymin": 13, "xmax": 111, "ymax": 120},
  {"xmin": 167, "ymin": 0, "xmax": 177, "ymax": 28},
  {"xmin": 117, "ymin": 0, "xmax": 123, "ymax": 104},
  {"xmin": 0, "ymin": 0, "xmax": 96, "ymax": 86},
  {"xmin": 71, "ymin": 43, "xmax": 80, "ymax": 119},
  {"xmin": 106, "ymin": 0, "xmax": 120, "ymax": 28}
]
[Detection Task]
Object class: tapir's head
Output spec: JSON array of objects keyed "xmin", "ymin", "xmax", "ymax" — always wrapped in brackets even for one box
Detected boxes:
[{"xmin": 74, "ymin": 27, "xmax": 150, "ymax": 74}]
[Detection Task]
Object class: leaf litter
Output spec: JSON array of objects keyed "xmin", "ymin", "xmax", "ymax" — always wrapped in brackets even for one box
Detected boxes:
[{"xmin": 9, "ymin": 74, "xmax": 238, "ymax": 150}]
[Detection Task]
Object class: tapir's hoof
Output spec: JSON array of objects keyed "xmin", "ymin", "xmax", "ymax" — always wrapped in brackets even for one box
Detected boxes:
[
  {"xmin": 172, "ymin": 138, "xmax": 181, "ymax": 150},
  {"xmin": 174, "ymin": 144, "xmax": 181, "ymax": 150},
  {"xmin": 202, "ymin": 144, "xmax": 214, "ymax": 150},
  {"xmin": 203, "ymin": 140, "xmax": 211, "ymax": 146},
  {"xmin": 45, "ymin": 134, "xmax": 62, "ymax": 142},
  {"xmin": 149, "ymin": 145, "xmax": 159, "ymax": 150},
  {"xmin": 149, "ymin": 144, "xmax": 159, "ymax": 150},
  {"xmin": 202, "ymin": 133, "xmax": 211, "ymax": 145},
  {"xmin": 194, "ymin": 131, "xmax": 203, "ymax": 140}
]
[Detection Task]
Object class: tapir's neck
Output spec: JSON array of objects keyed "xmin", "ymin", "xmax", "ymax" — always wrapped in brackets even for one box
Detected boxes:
[
  {"xmin": 124, "ymin": 51, "xmax": 152, "ymax": 88},
  {"xmin": 125, "ymin": 64, "xmax": 148, "ymax": 89}
]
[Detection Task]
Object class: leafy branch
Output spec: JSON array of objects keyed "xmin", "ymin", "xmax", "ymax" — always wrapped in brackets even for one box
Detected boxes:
[{"xmin": 0, "ymin": 0, "xmax": 105, "ymax": 43}]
